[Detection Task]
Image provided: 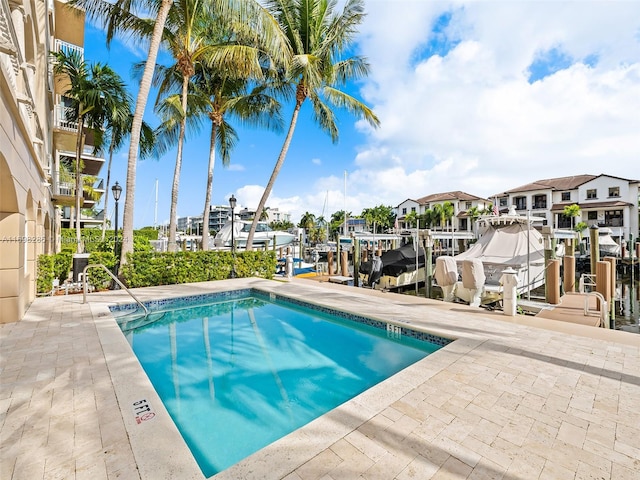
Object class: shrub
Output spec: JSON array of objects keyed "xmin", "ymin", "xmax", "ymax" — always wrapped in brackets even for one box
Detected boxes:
[
  {"xmin": 60, "ymin": 228, "xmax": 154, "ymax": 254},
  {"xmin": 87, "ymin": 252, "xmax": 116, "ymax": 290},
  {"xmin": 37, "ymin": 255, "xmax": 55, "ymax": 294},
  {"xmin": 54, "ymin": 252, "xmax": 72, "ymax": 283},
  {"xmin": 120, "ymin": 250, "xmax": 276, "ymax": 288}
]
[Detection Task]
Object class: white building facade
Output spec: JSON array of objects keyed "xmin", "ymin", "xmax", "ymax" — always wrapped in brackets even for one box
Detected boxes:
[
  {"xmin": 396, "ymin": 191, "xmax": 491, "ymax": 233},
  {"xmin": 495, "ymin": 174, "xmax": 639, "ymax": 242}
]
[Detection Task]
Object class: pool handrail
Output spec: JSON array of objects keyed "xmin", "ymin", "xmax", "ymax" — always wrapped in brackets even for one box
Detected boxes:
[{"xmin": 82, "ymin": 264, "xmax": 149, "ymax": 316}]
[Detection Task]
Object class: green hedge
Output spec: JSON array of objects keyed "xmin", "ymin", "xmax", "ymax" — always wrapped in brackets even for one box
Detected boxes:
[
  {"xmin": 38, "ymin": 249, "xmax": 275, "ymax": 293},
  {"xmin": 37, "ymin": 255, "xmax": 55, "ymax": 294},
  {"xmin": 37, "ymin": 252, "xmax": 74, "ymax": 293},
  {"xmin": 54, "ymin": 252, "xmax": 72, "ymax": 283},
  {"xmin": 87, "ymin": 252, "xmax": 116, "ymax": 290},
  {"xmin": 120, "ymin": 250, "xmax": 276, "ymax": 288},
  {"xmin": 60, "ymin": 228, "xmax": 153, "ymax": 254}
]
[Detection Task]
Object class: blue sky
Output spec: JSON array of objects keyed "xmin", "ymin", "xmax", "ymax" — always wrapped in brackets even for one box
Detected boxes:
[{"xmin": 85, "ymin": 1, "xmax": 640, "ymax": 229}]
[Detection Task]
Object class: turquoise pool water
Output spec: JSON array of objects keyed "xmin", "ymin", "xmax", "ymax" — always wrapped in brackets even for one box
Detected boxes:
[{"xmin": 113, "ymin": 290, "xmax": 448, "ymax": 477}]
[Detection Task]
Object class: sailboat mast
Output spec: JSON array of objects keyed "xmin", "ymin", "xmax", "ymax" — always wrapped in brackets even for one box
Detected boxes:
[
  {"xmin": 154, "ymin": 178, "xmax": 158, "ymax": 230},
  {"xmin": 343, "ymin": 171, "xmax": 347, "ymax": 237}
]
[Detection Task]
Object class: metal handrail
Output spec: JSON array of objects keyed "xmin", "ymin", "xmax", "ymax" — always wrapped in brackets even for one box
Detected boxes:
[
  {"xmin": 583, "ymin": 291, "xmax": 609, "ymax": 328},
  {"xmin": 82, "ymin": 264, "xmax": 149, "ymax": 315}
]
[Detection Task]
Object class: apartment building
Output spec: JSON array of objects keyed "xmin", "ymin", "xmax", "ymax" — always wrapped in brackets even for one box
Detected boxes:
[
  {"xmin": 1, "ymin": 0, "xmax": 104, "ymax": 321},
  {"xmin": 396, "ymin": 191, "xmax": 491, "ymax": 233},
  {"xmin": 494, "ymin": 174, "xmax": 639, "ymax": 240},
  {"xmin": 50, "ymin": 1, "xmax": 105, "ymax": 229}
]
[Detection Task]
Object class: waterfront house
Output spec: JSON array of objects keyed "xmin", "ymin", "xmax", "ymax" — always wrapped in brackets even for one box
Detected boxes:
[{"xmin": 493, "ymin": 174, "xmax": 639, "ymax": 244}]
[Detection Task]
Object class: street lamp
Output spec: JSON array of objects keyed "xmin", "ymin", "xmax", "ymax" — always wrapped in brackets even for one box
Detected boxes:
[
  {"xmin": 111, "ymin": 181, "xmax": 122, "ymax": 278},
  {"xmin": 229, "ymin": 195, "xmax": 237, "ymax": 278}
]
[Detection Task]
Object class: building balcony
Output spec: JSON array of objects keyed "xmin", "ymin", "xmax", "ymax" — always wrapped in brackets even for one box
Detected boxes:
[
  {"xmin": 52, "ymin": 173, "xmax": 104, "ymax": 207},
  {"xmin": 54, "ymin": 39, "xmax": 84, "ymax": 58}
]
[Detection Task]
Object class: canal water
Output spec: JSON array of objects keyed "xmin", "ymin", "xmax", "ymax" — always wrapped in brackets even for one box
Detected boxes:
[{"xmin": 613, "ymin": 277, "xmax": 639, "ymax": 333}]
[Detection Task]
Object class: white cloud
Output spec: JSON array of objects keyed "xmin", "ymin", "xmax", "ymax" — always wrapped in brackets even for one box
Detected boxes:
[{"xmin": 235, "ymin": 1, "xmax": 640, "ymax": 223}]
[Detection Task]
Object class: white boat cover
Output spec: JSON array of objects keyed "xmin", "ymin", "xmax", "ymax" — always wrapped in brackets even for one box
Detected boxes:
[
  {"xmin": 434, "ymin": 256, "xmax": 458, "ymax": 286},
  {"xmin": 454, "ymin": 223, "xmax": 544, "ymax": 267},
  {"xmin": 461, "ymin": 259, "xmax": 486, "ymax": 289},
  {"xmin": 598, "ymin": 232, "xmax": 620, "ymax": 255}
]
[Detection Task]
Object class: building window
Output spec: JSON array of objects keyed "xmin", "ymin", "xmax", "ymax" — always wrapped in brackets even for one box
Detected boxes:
[
  {"xmin": 557, "ymin": 214, "xmax": 572, "ymax": 229},
  {"xmin": 604, "ymin": 210, "xmax": 623, "ymax": 227},
  {"xmin": 499, "ymin": 198, "xmax": 508, "ymax": 207},
  {"xmin": 561, "ymin": 192, "xmax": 570, "ymax": 201},
  {"xmin": 459, "ymin": 218, "xmax": 468, "ymax": 230},
  {"xmin": 533, "ymin": 194, "xmax": 547, "ymax": 209},
  {"xmin": 586, "ymin": 189, "xmax": 597, "ymax": 199},
  {"xmin": 514, "ymin": 196, "xmax": 527, "ymax": 210},
  {"xmin": 411, "ymin": 207, "xmax": 416, "ymax": 212},
  {"xmin": 587, "ymin": 211, "xmax": 598, "ymax": 221},
  {"xmin": 465, "ymin": 201, "xmax": 472, "ymax": 209},
  {"xmin": 402, "ymin": 208, "xmax": 406, "ymax": 215},
  {"xmin": 424, "ymin": 203, "xmax": 429, "ymax": 209},
  {"xmin": 608, "ymin": 187, "xmax": 620, "ymax": 198}
]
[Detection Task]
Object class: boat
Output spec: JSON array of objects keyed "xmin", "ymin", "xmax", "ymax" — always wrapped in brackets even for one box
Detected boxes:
[
  {"xmin": 597, "ymin": 227, "xmax": 621, "ymax": 257},
  {"xmin": 359, "ymin": 243, "xmax": 426, "ymax": 290},
  {"xmin": 451, "ymin": 206, "xmax": 546, "ymax": 303},
  {"xmin": 212, "ymin": 218, "xmax": 295, "ymax": 249}
]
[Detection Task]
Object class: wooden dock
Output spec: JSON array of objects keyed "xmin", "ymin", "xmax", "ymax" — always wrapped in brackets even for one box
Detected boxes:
[{"xmin": 535, "ymin": 292, "xmax": 605, "ymax": 327}]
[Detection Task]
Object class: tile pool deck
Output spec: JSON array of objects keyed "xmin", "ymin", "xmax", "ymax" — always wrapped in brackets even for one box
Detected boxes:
[{"xmin": 1, "ymin": 277, "xmax": 639, "ymax": 480}]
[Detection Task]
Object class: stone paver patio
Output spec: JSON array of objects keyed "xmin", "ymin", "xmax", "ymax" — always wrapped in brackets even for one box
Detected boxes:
[{"xmin": 1, "ymin": 277, "xmax": 639, "ymax": 479}]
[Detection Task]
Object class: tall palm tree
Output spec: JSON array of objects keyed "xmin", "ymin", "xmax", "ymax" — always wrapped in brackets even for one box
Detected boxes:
[
  {"xmin": 71, "ymin": 0, "xmax": 176, "ymax": 260},
  {"xmin": 73, "ymin": 0, "xmax": 290, "ymax": 261},
  {"xmin": 190, "ymin": 64, "xmax": 284, "ymax": 250},
  {"xmin": 298, "ymin": 211, "xmax": 316, "ymax": 245},
  {"xmin": 52, "ymin": 49, "xmax": 129, "ymax": 253},
  {"xmin": 245, "ymin": 0, "xmax": 379, "ymax": 250},
  {"xmin": 101, "ymin": 110, "xmax": 156, "ymax": 240},
  {"xmin": 146, "ymin": 0, "xmax": 291, "ymax": 252}
]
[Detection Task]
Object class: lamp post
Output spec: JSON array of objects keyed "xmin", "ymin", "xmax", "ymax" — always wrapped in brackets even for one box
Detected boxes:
[
  {"xmin": 229, "ymin": 195, "xmax": 237, "ymax": 278},
  {"xmin": 111, "ymin": 181, "xmax": 122, "ymax": 279}
]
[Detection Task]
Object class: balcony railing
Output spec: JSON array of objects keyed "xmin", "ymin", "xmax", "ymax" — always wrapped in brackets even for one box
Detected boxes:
[
  {"xmin": 54, "ymin": 104, "xmax": 78, "ymax": 131},
  {"xmin": 54, "ymin": 39, "xmax": 84, "ymax": 58}
]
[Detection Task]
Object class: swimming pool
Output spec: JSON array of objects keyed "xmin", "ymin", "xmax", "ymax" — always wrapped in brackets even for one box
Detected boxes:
[{"xmin": 112, "ymin": 289, "xmax": 450, "ymax": 477}]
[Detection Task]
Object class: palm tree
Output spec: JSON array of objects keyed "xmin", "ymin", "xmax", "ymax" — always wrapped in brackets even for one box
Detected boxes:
[
  {"xmin": 190, "ymin": 64, "xmax": 284, "ymax": 251},
  {"xmin": 71, "ymin": 0, "xmax": 176, "ymax": 260},
  {"xmin": 405, "ymin": 211, "xmax": 418, "ymax": 228},
  {"xmin": 147, "ymin": 0, "xmax": 292, "ymax": 252},
  {"xmin": 467, "ymin": 205, "xmax": 481, "ymax": 235},
  {"xmin": 421, "ymin": 208, "xmax": 435, "ymax": 229},
  {"xmin": 298, "ymin": 212, "xmax": 316, "ymax": 244},
  {"xmin": 51, "ymin": 50, "xmax": 129, "ymax": 253},
  {"xmin": 245, "ymin": 0, "xmax": 379, "ymax": 250},
  {"xmin": 74, "ymin": 0, "xmax": 290, "ymax": 261},
  {"xmin": 563, "ymin": 204, "xmax": 581, "ymax": 230},
  {"xmin": 101, "ymin": 110, "xmax": 156, "ymax": 240}
]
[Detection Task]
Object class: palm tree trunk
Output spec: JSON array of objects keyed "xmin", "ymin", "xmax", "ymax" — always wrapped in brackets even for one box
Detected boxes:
[
  {"xmin": 101, "ymin": 142, "xmax": 115, "ymax": 241},
  {"xmin": 75, "ymin": 111, "xmax": 85, "ymax": 254},
  {"xmin": 201, "ymin": 123, "xmax": 218, "ymax": 251},
  {"xmin": 168, "ymin": 74, "xmax": 190, "ymax": 253},
  {"xmin": 246, "ymin": 100, "xmax": 303, "ymax": 250},
  {"xmin": 120, "ymin": 0, "xmax": 173, "ymax": 264}
]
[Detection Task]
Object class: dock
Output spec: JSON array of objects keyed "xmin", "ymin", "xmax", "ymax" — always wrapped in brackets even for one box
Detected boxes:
[{"xmin": 534, "ymin": 292, "xmax": 605, "ymax": 327}]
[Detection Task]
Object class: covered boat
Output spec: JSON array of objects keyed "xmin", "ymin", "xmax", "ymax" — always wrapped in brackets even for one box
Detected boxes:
[
  {"xmin": 212, "ymin": 219, "xmax": 295, "ymax": 249},
  {"xmin": 452, "ymin": 207, "xmax": 545, "ymax": 302},
  {"xmin": 360, "ymin": 244, "xmax": 426, "ymax": 290}
]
